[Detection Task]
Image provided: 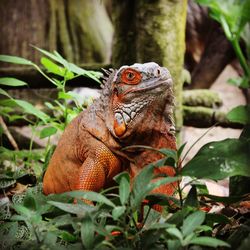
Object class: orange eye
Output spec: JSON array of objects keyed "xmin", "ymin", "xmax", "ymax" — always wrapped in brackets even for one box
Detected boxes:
[{"xmin": 121, "ymin": 68, "xmax": 142, "ymax": 84}]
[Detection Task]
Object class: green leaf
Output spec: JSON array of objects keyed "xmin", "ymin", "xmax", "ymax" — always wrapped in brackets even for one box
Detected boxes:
[
  {"xmin": 81, "ymin": 215, "xmax": 95, "ymax": 249},
  {"xmin": 0, "ymin": 99, "xmax": 17, "ymax": 108},
  {"xmin": 65, "ymin": 190, "xmax": 115, "ymax": 208},
  {"xmin": 190, "ymin": 236, "xmax": 230, "ymax": 248},
  {"xmin": 23, "ymin": 194, "xmax": 37, "ymax": 211},
  {"xmin": 195, "ymin": 183, "xmax": 209, "ymax": 195},
  {"xmin": 240, "ymin": 125, "xmax": 250, "ymax": 141},
  {"xmin": 130, "ymin": 162, "xmax": 179, "ymax": 210},
  {"xmin": 182, "ymin": 211, "xmax": 205, "ymax": 237},
  {"xmin": 41, "ymin": 57, "xmax": 74, "ymax": 80},
  {"xmin": 181, "ymin": 139, "xmax": 250, "ymax": 180},
  {"xmin": 241, "ymin": 23, "xmax": 250, "ymax": 60},
  {"xmin": 47, "ymin": 201, "xmax": 95, "ymax": 215},
  {"xmin": 227, "ymin": 77, "xmax": 250, "ymax": 88},
  {"xmin": 0, "ymin": 55, "xmax": 33, "ymax": 65},
  {"xmin": 201, "ymin": 193, "xmax": 246, "ymax": 204},
  {"xmin": 39, "ymin": 126, "xmax": 57, "ymax": 139},
  {"xmin": 178, "ymin": 142, "xmax": 187, "ymax": 158},
  {"xmin": 14, "ymin": 99, "xmax": 49, "ymax": 123},
  {"xmin": 167, "ymin": 208, "xmax": 190, "ymax": 226},
  {"xmin": 195, "ymin": 225, "xmax": 212, "ymax": 233},
  {"xmin": 68, "ymin": 62, "xmax": 101, "ymax": 83},
  {"xmin": 130, "ymin": 164, "xmax": 154, "ymax": 210},
  {"xmin": 53, "ymin": 51, "xmax": 71, "ymax": 68},
  {"xmin": 227, "ymin": 105, "xmax": 250, "ymax": 125},
  {"xmin": 167, "ymin": 239, "xmax": 181, "ymax": 250},
  {"xmin": 147, "ymin": 222, "xmax": 173, "ymax": 230},
  {"xmin": 166, "ymin": 227, "xmax": 183, "ymax": 241},
  {"xmin": 43, "ymin": 231, "xmax": 58, "ymax": 246},
  {"xmin": 145, "ymin": 193, "xmax": 180, "ymax": 207},
  {"xmin": 44, "ymin": 101, "xmax": 54, "ymax": 110},
  {"xmin": 59, "ymin": 231, "xmax": 77, "ymax": 243},
  {"xmin": 184, "ymin": 185, "xmax": 199, "ymax": 208},
  {"xmin": 0, "ymin": 88, "xmax": 12, "ymax": 98},
  {"xmin": 34, "ymin": 46, "xmax": 101, "ymax": 83},
  {"xmin": 112, "ymin": 206, "xmax": 126, "ymax": 220},
  {"xmin": 58, "ymin": 91, "xmax": 73, "ymax": 100},
  {"xmin": 1, "ymin": 99, "xmax": 43, "ymax": 122},
  {"xmin": 206, "ymin": 213, "xmax": 230, "ymax": 225},
  {"xmin": 158, "ymin": 148, "xmax": 177, "ymax": 161},
  {"xmin": 50, "ymin": 214, "xmax": 73, "ymax": 227},
  {"xmin": 197, "ymin": 0, "xmax": 250, "ymax": 39},
  {"xmin": 33, "ymin": 46, "xmax": 64, "ymax": 65},
  {"xmin": 43, "ymin": 145, "xmax": 56, "ymax": 172},
  {"xmin": 0, "ymin": 77, "xmax": 28, "ymax": 87},
  {"xmin": 114, "ymin": 172, "xmax": 130, "ymax": 205},
  {"xmin": 12, "ymin": 204, "xmax": 32, "ymax": 218},
  {"xmin": 147, "ymin": 176, "xmax": 180, "ymax": 195},
  {"xmin": 182, "ymin": 232, "xmax": 196, "ymax": 246}
]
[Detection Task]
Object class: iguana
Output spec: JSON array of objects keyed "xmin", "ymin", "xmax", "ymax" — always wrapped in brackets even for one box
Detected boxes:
[{"xmin": 43, "ymin": 62, "xmax": 177, "ymax": 200}]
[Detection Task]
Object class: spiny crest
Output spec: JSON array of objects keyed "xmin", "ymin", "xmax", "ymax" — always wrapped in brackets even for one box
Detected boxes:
[
  {"xmin": 100, "ymin": 68, "xmax": 116, "ymax": 90},
  {"xmin": 96, "ymin": 68, "xmax": 117, "ymax": 110}
]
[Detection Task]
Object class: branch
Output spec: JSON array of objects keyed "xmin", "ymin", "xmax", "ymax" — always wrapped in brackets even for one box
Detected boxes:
[
  {"xmin": 183, "ymin": 89, "xmax": 222, "ymax": 108},
  {"xmin": 183, "ymin": 106, "xmax": 243, "ymax": 128},
  {"xmin": 0, "ymin": 115, "xmax": 19, "ymax": 150}
]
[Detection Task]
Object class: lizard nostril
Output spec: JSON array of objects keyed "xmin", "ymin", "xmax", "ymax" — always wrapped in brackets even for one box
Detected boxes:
[{"xmin": 157, "ymin": 69, "xmax": 161, "ymax": 76}]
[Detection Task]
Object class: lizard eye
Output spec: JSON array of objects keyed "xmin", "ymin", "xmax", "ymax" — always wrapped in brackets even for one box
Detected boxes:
[
  {"xmin": 121, "ymin": 68, "xmax": 142, "ymax": 85},
  {"xmin": 126, "ymin": 72, "xmax": 135, "ymax": 80}
]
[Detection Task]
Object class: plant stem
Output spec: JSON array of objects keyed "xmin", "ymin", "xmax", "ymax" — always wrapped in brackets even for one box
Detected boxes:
[
  {"xmin": 140, "ymin": 207, "xmax": 151, "ymax": 229},
  {"xmin": 0, "ymin": 115, "xmax": 19, "ymax": 150},
  {"xmin": 177, "ymin": 179, "xmax": 183, "ymax": 208},
  {"xmin": 27, "ymin": 124, "xmax": 36, "ymax": 165},
  {"xmin": 32, "ymin": 64, "xmax": 58, "ymax": 86},
  {"xmin": 231, "ymin": 38, "xmax": 250, "ymax": 78},
  {"xmin": 32, "ymin": 224, "xmax": 41, "ymax": 244}
]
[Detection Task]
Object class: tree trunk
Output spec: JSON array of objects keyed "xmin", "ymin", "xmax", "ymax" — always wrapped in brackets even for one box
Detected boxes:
[
  {"xmin": 0, "ymin": 0, "xmax": 50, "ymax": 64},
  {"xmin": 112, "ymin": 0, "xmax": 188, "ymax": 140},
  {"xmin": 0, "ymin": 0, "xmax": 113, "ymax": 65}
]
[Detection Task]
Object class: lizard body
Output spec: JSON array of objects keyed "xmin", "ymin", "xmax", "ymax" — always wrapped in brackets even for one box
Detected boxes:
[{"xmin": 43, "ymin": 62, "xmax": 177, "ymax": 198}]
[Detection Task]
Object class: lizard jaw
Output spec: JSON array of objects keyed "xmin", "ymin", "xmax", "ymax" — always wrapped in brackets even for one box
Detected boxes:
[{"xmin": 113, "ymin": 98, "xmax": 151, "ymax": 138}]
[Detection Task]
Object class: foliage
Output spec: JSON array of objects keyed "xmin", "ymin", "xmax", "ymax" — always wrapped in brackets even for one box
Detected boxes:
[
  {"xmin": 0, "ymin": 47, "xmax": 102, "ymax": 134},
  {"xmin": 196, "ymin": 0, "xmax": 250, "ymax": 121},
  {"xmin": 197, "ymin": 0, "xmax": 250, "ymax": 81},
  {"xmin": 0, "ymin": 152, "xmax": 234, "ymax": 250},
  {"xmin": 0, "ymin": 47, "xmax": 250, "ymax": 249},
  {"xmin": 1, "ymin": 140, "xmax": 249, "ymax": 249}
]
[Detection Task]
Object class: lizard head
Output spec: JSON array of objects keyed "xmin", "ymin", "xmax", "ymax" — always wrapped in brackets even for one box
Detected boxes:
[{"xmin": 102, "ymin": 62, "xmax": 174, "ymax": 139}]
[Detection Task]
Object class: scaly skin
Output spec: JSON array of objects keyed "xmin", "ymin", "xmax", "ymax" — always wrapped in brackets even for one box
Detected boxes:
[{"xmin": 43, "ymin": 62, "xmax": 177, "ymax": 200}]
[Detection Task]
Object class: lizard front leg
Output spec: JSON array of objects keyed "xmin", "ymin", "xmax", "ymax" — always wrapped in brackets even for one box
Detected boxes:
[{"xmin": 75, "ymin": 144, "xmax": 122, "ymax": 192}]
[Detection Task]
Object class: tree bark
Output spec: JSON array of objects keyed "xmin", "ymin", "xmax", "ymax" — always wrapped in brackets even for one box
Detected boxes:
[
  {"xmin": 112, "ymin": 0, "xmax": 188, "ymax": 140},
  {"xmin": 0, "ymin": 0, "xmax": 113, "ymax": 65},
  {"xmin": 0, "ymin": 0, "xmax": 50, "ymax": 64},
  {"xmin": 183, "ymin": 106, "xmax": 242, "ymax": 128},
  {"xmin": 183, "ymin": 89, "xmax": 222, "ymax": 108}
]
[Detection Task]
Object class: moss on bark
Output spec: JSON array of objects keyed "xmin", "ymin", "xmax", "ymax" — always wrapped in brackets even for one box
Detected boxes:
[
  {"xmin": 183, "ymin": 89, "xmax": 222, "ymax": 108},
  {"xmin": 183, "ymin": 105, "xmax": 242, "ymax": 128}
]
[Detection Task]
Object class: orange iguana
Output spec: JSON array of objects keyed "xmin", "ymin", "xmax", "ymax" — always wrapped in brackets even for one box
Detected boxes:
[{"xmin": 43, "ymin": 62, "xmax": 177, "ymax": 199}]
